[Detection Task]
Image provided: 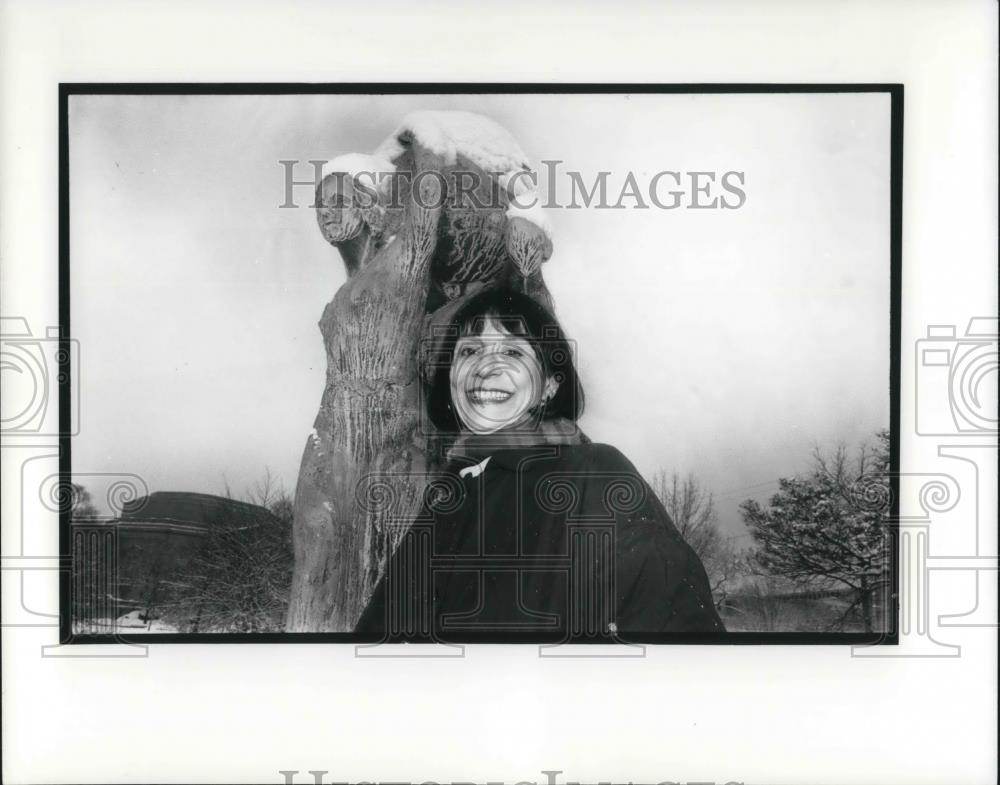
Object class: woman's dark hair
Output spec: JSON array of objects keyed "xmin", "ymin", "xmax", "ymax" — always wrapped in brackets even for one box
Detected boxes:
[{"xmin": 425, "ymin": 287, "xmax": 585, "ymax": 433}]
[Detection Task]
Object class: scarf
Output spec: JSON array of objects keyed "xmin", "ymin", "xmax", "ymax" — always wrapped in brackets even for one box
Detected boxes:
[{"xmin": 446, "ymin": 417, "xmax": 590, "ymax": 463}]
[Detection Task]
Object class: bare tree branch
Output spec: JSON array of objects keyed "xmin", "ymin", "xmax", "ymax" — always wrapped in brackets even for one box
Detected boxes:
[{"xmin": 740, "ymin": 430, "xmax": 891, "ymax": 632}]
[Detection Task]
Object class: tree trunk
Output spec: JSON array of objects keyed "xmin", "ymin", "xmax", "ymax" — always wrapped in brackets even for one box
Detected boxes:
[
  {"xmin": 285, "ymin": 141, "xmax": 444, "ymax": 632},
  {"xmin": 286, "ymin": 124, "xmax": 553, "ymax": 632},
  {"xmin": 860, "ymin": 575, "xmax": 873, "ymax": 633}
]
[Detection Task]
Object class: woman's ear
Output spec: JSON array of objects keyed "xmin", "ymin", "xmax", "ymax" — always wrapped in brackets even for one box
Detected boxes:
[{"xmin": 543, "ymin": 375, "xmax": 559, "ymax": 402}]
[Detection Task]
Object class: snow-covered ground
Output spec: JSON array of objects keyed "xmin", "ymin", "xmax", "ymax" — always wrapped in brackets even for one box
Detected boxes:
[{"xmin": 73, "ymin": 610, "xmax": 180, "ymax": 634}]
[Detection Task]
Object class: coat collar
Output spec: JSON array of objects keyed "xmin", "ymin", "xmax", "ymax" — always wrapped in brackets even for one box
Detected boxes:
[{"xmin": 446, "ymin": 418, "xmax": 590, "ymax": 468}]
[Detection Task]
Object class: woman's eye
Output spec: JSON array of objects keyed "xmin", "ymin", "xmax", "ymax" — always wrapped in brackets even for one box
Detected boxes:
[
  {"xmin": 503, "ymin": 348, "xmax": 523, "ymax": 357},
  {"xmin": 458, "ymin": 346, "xmax": 477, "ymax": 357}
]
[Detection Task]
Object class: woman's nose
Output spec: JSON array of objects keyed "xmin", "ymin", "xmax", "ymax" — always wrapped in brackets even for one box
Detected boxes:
[{"xmin": 474, "ymin": 363, "xmax": 501, "ymax": 379}]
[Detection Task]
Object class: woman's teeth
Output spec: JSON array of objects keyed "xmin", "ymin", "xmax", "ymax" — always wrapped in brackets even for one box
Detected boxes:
[{"xmin": 468, "ymin": 389, "xmax": 513, "ymax": 404}]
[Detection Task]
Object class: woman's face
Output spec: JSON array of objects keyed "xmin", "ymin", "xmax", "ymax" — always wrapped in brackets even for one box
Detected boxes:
[{"xmin": 449, "ymin": 315, "xmax": 558, "ymax": 434}]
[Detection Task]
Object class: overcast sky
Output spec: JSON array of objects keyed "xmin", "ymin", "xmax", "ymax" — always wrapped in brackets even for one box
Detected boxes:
[{"xmin": 69, "ymin": 92, "xmax": 891, "ymax": 540}]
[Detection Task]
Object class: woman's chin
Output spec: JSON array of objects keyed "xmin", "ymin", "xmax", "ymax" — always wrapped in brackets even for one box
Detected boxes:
[
  {"xmin": 461, "ymin": 410, "xmax": 532, "ymax": 435},
  {"xmin": 468, "ymin": 415, "xmax": 513, "ymax": 433}
]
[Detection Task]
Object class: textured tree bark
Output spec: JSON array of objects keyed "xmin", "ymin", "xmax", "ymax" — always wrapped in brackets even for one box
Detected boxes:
[
  {"xmin": 286, "ymin": 141, "xmax": 443, "ymax": 632},
  {"xmin": 286, "ymin": 124, "xmax": 554, "ymax": 632}
]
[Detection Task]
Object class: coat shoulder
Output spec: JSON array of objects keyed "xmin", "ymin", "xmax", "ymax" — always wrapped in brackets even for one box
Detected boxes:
[
  {"xmin": 576, "ymin": 443, "xmax": 649, "ymax": 506},
  {"xmin": 568, "ymin": 448, "xmax": 726, "ymax": 632},
  {"xmin": 569, "ymin": 442, "xmax": 638, "ymax": 472}
]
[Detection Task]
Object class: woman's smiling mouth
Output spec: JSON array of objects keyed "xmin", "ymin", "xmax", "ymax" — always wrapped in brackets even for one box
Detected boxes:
[{"xmin": 467, "ymin": 387, "xmax": 514, "ymax": 404}]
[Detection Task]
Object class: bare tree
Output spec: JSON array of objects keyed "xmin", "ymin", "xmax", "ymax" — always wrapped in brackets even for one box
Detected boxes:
[
  {"xmin": 701, "ymin": 536, "xmax": 748, "ymax": 611},
  {"xmin": 69, "ymin": 482, "xmax": 100, "ymax": 521},
  {"xmin": 652, "ymin": 471, "xmax": 722, "ymax": 563},
  {"xmin": 739, "ymin": 430, "xmax": 891, "ymax": 633},
  {"xmin": 243, "ymin": 466, "xmax": 288, "ymax": 512},
  {"xmin": 651, "ymin": 471, "xmax": 747, "ymax": 609},
  {"xmin": 162, "ymin": 471, "xmax": 295, "ymax": 632}
]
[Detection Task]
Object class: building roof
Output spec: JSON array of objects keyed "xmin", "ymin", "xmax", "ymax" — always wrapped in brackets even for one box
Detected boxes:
[{"xmin": 117, "ymin": 491, "xmax": 278, "ymax": 528}]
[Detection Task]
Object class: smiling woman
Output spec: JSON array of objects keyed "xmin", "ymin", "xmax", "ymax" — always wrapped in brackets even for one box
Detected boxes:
[
  {"xmin": 428, "ymin": 288, "xmax": 583, "ymax": 438},
  {"xmin": 450, "ymin": 323, "xmax": 557, "ymax": 434},
  {"xmin": 355, "ymin": 288, "xmax": 725, "ymax": 641}
]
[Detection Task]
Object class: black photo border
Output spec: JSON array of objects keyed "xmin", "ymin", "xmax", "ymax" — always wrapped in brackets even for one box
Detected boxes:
[{"xmin": 59, "ymin": 82, "xmax": 903, "ymax": 646}]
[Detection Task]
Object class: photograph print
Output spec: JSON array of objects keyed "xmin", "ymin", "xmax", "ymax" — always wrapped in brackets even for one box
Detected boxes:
[{"xmin": 63, "ymin": 86, "xmax": 899, "ymax": 644}]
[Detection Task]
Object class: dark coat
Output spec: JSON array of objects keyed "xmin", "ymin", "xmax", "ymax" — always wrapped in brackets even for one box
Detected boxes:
[{"xmin": 355, "ymin": 441, "xmax": 726, "ymax": 642}]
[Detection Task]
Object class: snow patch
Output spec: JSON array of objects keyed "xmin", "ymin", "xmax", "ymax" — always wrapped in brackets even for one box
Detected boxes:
[
  {"xmin": 328, "ymin": 111, "xmax": 553, "ymax": 241},
  {"xmin": 506, "ymin": 199, "xmax": 553, "ymax": 239},
  {"xmin": 321, "ymin": 153, "xmax": 395, "ymax": 194},
  {"xmin": 74, "ymin": 612, "xmax": 180, "ymax": 634},
  {"xmin": 375, "ymin": 110, "xmax": 529, "ymax": 174},
  {"xmin": 499, "ymin": 168, "xmax": 536, "ymax": 201}
]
